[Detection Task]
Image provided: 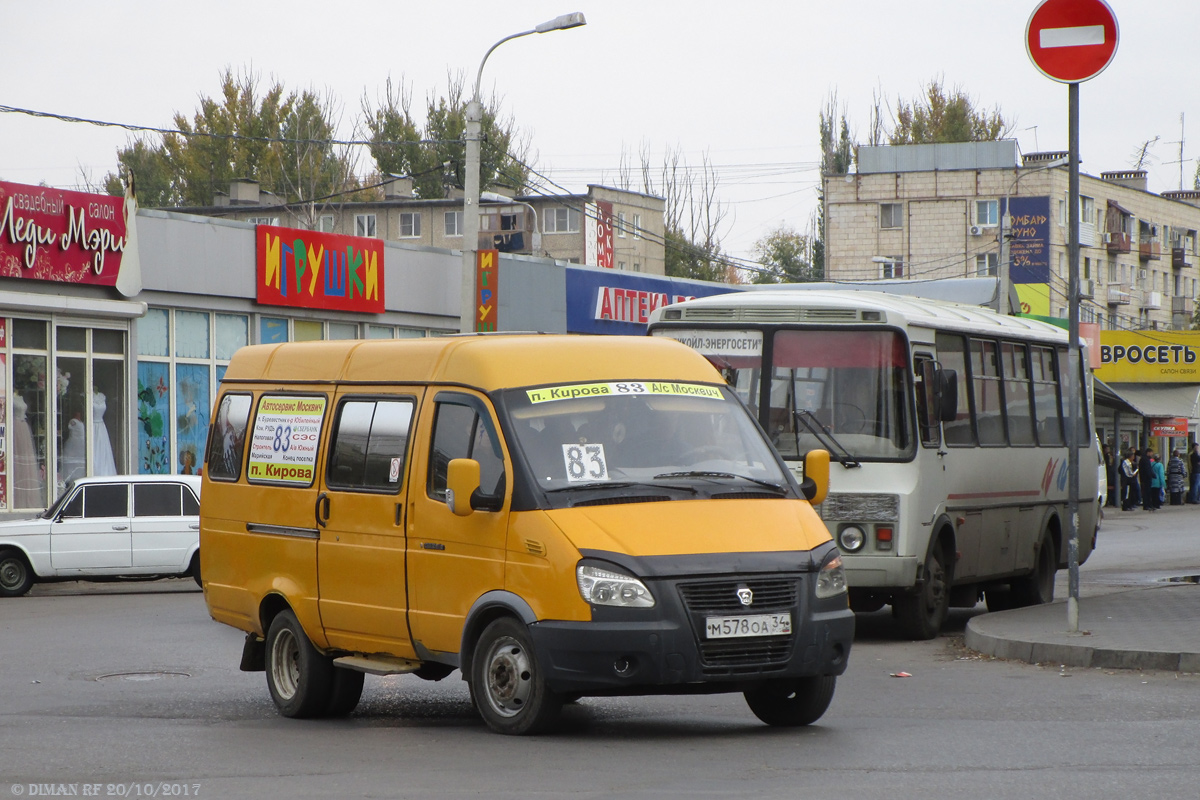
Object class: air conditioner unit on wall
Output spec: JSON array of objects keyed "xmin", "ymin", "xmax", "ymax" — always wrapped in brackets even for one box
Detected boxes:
[{"xmin": 969, "ymin": 225, "xmax": 983, "ymax": 236}]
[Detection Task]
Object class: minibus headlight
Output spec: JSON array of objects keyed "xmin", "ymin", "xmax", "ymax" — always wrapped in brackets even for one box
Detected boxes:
[
  {"xmin": 838, "ymin": 525, "xmax": 866, "ymax": 552},
  {"xmin": 577, "ymin": 565, "xmax": 656, "ymax": 608},
  {"xmin": 815, "ymin": 554, "xmax": 847, "ymax": 599}
]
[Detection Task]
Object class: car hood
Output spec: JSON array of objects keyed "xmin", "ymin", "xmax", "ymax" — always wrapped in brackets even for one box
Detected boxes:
[{"xmin": 0, "ymin": 517, "xmax": 52, "ymax": 536}]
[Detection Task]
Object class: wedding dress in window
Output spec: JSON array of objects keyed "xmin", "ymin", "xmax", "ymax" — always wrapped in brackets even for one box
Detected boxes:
[
  {"xmin": 12, "ymin": 393, "xmax": 43, "ymax": 508},
  {"xmin": 92, "ymin": 390, "xmax": 118, "ymax": 475}
]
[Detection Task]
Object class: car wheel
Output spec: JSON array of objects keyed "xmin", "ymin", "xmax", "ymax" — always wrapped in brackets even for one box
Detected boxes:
[
  {"xmin": 0, "ymin": 548, "xmax": 34, "ymax": 597},
  {"xmin": 470, "ymin": 617, "xmax": 562, "ymax": 735},
  {"xmin": 189, "ymin": 552, "xmax": 202, "ymax": 588},
  {"xmin": 264, "ymin": 609, "xmax": 333, "ymax": 718},
  {"xmin": 744, "ymin": 676, "xmax": 836, "ymax": 727}
]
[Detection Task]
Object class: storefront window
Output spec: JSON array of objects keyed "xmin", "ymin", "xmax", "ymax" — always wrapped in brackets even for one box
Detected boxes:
[
  {"xmin": 12, "ymin": 352, "xmax": 48, "ymax": 509},
  {"xmin": 215, "ymin": 314, "xmax": 248, "ymax": 360},
  {"xmin": 328, "ymin": 322, "xmax": 358, "ymax": 340},
  {"xmin": 368, "ymin": 325, "xmax": 394, "ymax": 339},
  {"xmin": 175, "ymin": 364, "xmax": 210, "ymax": 475},
  {"xmin": 139, "ymin": 309, "xmax": 170, "ymax": 357},
  {"xmin": 176, "ymin": 311, "xmax": 210, "ymax": 359},
  {"xmin": 55, "ymin": 355, "xmax": 88, "ymax": 493},
  {"xmin": 53, "ymin": 328, "xmax": 127, "ymax": 496},
  {"xmin": 396, "ymin": 328, "xmax": 426, "ymax": 339},
  {"xmin": 294, "ymin": 320, "xmax": 323, "ymax": 341},
  {"xmin": 137, "ymin": 362, "xmax": 171, "ymax": 474},
  {"xmin": 260, "ymin": 317, "xmax": 288, "ymax": 344}
]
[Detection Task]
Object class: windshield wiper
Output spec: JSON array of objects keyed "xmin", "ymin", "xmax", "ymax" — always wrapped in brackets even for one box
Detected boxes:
[
  {"xmin": 794, "ymin": 410, "xmax": 861, "ymax": 469},
  {"xmin": 545, "ymin": 481, "xmax": 698, "ymax": 495},
  {"xmin": 652, "ymin": 471, "xmax": 788, "ymax": 494}
]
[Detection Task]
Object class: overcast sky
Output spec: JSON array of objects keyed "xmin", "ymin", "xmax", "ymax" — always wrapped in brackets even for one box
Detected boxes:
[{"xmin": 1, "ymin": 0, "xmax": 1196, "ymax": 264}]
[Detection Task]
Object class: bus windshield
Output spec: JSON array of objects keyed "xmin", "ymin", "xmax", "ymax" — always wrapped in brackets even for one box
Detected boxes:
[{"xmin": 767, "ymin": 329, "xmax": 915, "ymax": 462}]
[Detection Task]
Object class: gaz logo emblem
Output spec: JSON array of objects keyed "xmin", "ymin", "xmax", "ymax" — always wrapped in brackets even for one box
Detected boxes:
[{"xmin": 736, "ymin": 587, "xmax": 753, "ymax": 606}]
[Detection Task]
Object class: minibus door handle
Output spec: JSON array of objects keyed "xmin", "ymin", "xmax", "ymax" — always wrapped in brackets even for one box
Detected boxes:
[{"xmin": 315, "ymin": 492, "xmax": 330, "ymax": 527}]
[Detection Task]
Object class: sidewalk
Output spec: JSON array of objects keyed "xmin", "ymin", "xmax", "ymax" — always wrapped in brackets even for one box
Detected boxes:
[{"xmin": 964, "ymin": 501, "xmax": 1200, "ymax": 673}]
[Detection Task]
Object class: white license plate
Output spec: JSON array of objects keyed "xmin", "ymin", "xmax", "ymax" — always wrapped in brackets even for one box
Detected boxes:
[{"xmin": 705, "ymin": 613, "xmax": 792, "ymax": 639}]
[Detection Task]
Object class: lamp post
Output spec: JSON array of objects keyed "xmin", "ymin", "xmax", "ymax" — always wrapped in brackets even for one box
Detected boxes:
[{"xmin": 460, "ymin": 12, "xmax": 586, "ymax": 332}]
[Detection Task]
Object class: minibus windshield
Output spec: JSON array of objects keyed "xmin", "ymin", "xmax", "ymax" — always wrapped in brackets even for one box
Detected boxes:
[{"xmin": 500, "ymin": 381, "xmax": 792, "ymax": 497}]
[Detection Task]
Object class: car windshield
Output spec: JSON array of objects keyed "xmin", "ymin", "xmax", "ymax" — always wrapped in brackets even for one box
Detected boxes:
[
  {"xmin": 500, "ymin": 380, "xmax": 791, "ymax": 498},
  {"xmin": 42, "ymin": 481, "xmax": 78, "ymax": 519}
]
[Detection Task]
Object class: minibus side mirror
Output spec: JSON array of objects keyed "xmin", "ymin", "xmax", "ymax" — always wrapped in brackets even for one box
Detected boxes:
[
  {"xmin": 801, "ymin": 449, "xmax": 830, "ymax": 505},
  {"xmin": 446, "ymin": 458, "xmax": 481, "ymax": 517},
  {"xmin": 936, "ymin": 368, "xmax": 958, "ymax": 423}
]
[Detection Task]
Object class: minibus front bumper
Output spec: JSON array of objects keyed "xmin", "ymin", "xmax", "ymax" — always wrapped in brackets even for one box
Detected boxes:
[{"xmin": 527, "ymin": 571, "xmax": 854, "ymax": 695}]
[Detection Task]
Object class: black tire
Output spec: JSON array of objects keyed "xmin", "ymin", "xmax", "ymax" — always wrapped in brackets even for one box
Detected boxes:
[
  {"xmin": 0, "ymin": 548, "xmax": 34, "ymax": 597},
  {"xmin": 188, "ymin": 552, "xmax": 202, "ymax": 588},
  {"xmin": 469, "ymin": 617, "xmax": 562, "ymax": 735},
  {"xmin": 264, "ymin": 609, "xmax": 334, "ymax": 718},
  {"xmin": 325, "ymin": 667, "xmax": 365, "ymax": 717},
  {"xmin": 893, "ymin": 541, "xmax": 951, "ymax": 640},
  {"xmin": 744, "ymin": 676, "xmax": 837, "ymax": 727},
  {"xmin": 1009, "ymin": 533, "xmax": 1057, "ymax": 608}
]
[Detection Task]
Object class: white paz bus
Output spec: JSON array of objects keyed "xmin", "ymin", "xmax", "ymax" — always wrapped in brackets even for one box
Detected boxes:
[{"xmin": 649, "ymin": 290, "xmax": 1100, "ymax": 639}]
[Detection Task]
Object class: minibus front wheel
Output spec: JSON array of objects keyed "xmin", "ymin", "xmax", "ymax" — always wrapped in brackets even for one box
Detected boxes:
[
  {"xmin": 744, "ymin": 676, "xmax": 836, "ymax": 726},
  {"xmin": 469, "ymin": 617, "xmax": 563, "ymax": 735}
]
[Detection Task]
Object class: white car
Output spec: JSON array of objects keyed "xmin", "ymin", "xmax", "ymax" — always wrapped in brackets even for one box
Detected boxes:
[{"xmin": 0, "ymin": 474, "xmax": 202, "ymax": 597}]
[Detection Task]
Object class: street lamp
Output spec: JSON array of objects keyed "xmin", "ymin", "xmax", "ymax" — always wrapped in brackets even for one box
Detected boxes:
[
  {"xmin": 481, "ymin": 191, "xmax": 543, "ymax": 255},
  {"xmin": 460, "ymin": 12, "xmax": 586, "ymax": 332}
]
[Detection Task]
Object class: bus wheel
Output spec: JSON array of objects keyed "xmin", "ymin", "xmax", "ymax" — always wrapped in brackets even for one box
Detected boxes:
[
  {"xmin": 744, "ymin": 676, "xmax": 836, "ymax": 727},
  {"xmin": 893, "ymin": 542, "xmax": 951, "ymax": 640},
  {"xmin": 325, "ymin": 667, "xmax": 365, "ymax": 717},
  {"xmin": 470, "ymin": 617, "xmax": 562, "ymax": 735},
  {"xmin": 264, "ymin": 609, "xmax": 334, "ymax": 718},
  {"xmin": 1010, "ymin": 534, "xmax": 1057, "ymax": 608}
]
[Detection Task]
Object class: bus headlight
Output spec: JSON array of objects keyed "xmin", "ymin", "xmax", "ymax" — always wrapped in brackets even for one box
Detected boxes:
[
  {"xmin": 577, "ymin": 564, "xmax": 656, "ymax": 608},
  {"xmin": 838, "ymin": 525, "xmax": 866, "ymax": 552},
  {"xmin": 815, "ymin": 554, "xmax": 848, "ymax": 599}
]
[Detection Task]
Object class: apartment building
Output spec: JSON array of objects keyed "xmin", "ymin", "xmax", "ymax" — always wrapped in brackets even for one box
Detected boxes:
[
  {"xmin": 824, "ymin": 141, "xmax": 1200, "ymax": 331},
  {"xmin": 177, "ymin": 178, "xmax": 667, "ymax": 275}
]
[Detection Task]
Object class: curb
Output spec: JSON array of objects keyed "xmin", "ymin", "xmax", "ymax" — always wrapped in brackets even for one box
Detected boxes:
[{"xmin": 964, "ymin": 621, "xmax": 1200, "ymax": 671}]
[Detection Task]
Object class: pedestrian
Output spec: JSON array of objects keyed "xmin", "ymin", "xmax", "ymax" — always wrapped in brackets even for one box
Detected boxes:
[
  {"xmin": 1104, "ymin": 444, "xmax": 1118, "ymax": 508},
  {"xmin": 1168, "ymin": 449, "xmax": 1187, "ymax": 505},
  {"xmin": 1149, "ymin": 453, "xmax": 1166, "ymax": 510},
  {"xmin": 1189, "ymin": 443, "xmax": 1200, "ymax": 504},
  {"xmin": 1140, "ymin": 448, "xmax": 1156, "ymax": 511},
  {"xmin": 1120, "ymin": 450, "xmax": 1140, "ymax": 510}
]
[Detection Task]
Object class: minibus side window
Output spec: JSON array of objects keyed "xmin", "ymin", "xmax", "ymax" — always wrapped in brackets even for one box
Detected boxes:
[
  {"xmin": 427, "ymin": 399, "xmax": 505, "ymax": 505},
  {"xmin": 207, "ymin": 393, "xmax": 253, "ymax": 481},
  {"xmin": 328, "ymin": 399, "xmax": 415, "ymax": 491}
]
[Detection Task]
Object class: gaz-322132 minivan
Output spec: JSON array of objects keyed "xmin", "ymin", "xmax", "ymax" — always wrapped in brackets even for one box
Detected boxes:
[{"xmin": 200, "ymin": 334, "xmax": 852, "ymax": 735}]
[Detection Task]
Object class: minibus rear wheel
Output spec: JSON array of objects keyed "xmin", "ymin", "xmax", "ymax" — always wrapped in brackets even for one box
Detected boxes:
[
  {"xmin": 265, "ymin": 609, "xmax": 334, "ymax": 718},
  {"xmin": 744, "ymin": 676, "xmax": 836, "ymax": 726},
  {"xmin": 470, "ymin": 617, "xmax": 562, "ymax": 735}
]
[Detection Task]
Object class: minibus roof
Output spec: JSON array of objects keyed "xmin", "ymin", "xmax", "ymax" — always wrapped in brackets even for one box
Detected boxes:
[{"xmin": 220, "ymin": 334, "xmax": 722, "ymax": 390}]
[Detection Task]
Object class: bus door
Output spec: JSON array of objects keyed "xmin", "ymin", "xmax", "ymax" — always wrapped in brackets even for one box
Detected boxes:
[{"xmin": 913, "ymin": 353, "xmax": 961, "ymax": 567}]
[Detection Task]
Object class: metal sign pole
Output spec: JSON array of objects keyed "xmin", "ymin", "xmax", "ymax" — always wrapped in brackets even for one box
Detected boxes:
[{"xmin": 1067, "ymin": 81, "xmax": 1082, "ymax": 632}]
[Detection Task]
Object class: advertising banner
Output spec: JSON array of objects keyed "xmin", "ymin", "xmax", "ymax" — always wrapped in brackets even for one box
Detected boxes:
[
  {"xmin": 1149, "ymin": 417, "xmax": 1188, "ymax": 437},
  {"xmin": 565, "ymin": 268, "xmax": 738, "ymax": 334},
  {"xmin": 1095, "ymin": 331, "xmax": 1200, "ymax": 383},
  {"xmin": 256, "ymin": 225, "xmax": 384, "ymax": 313},
  {"xmin": 476, "ymin": 249, "xmax": 498, "ymax": 332},
  {"xmin": 0, "ymin": 180, "xmax": 128, "ymax": 286},
  {"xmin": 247, "ymin": 395, "xmax": 328, "ymax": 485}
]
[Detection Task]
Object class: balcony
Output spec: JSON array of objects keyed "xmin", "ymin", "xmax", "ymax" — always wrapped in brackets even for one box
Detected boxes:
[
  {"xmin": 1139, "ymin": 240, "xmax": 1162, "ymax": 261},
  {"xmin": 1172, "ymin": 295, "xmax": 1194, "ymax": 314},
  {"xmin": 1105, "ymin": 231, "xmax": 1132, "ymax": 253},
  {"xmin": 1173, "ymin": 247, "xmax": 1193, "ymax": 269},
  {"xmin": 1107, "ymin": 284, "xmax": 1131, "ymax": 305},
  {"xmin": 1141, "ymin": 291, "xmax": 1162, "ymax": 310},
  {"xmin": 1079, "ymin": 279, "xmax": 1095, "ymax": 299}
]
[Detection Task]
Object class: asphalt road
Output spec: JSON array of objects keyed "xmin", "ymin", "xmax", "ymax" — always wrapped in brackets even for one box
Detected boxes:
[{"xmin": 2, "ymin": 508, "xmax": 1197, "ymax": 800}]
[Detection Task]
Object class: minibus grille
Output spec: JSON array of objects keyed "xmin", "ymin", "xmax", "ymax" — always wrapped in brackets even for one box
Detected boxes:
[
  {"xmin": 678, "ymin": 578, "xmax": 798, "ymax": 613},
  {"xmin": 709, "ymin": 491, "xmax": 785, "ymax": 500},
  {"xmin": 697, "ymin": 639, "xmax": 793, "ymax": 675}
]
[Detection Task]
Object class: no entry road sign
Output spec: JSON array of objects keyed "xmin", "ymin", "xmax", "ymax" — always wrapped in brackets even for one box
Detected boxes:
[{"xmin": 1026, "ymin": 0, "xmax": 1119, "ymax": 83}]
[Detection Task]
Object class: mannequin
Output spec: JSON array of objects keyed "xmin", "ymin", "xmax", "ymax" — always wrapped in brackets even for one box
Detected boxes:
[
  {"xmin": 92, "ymin": 389, "xmax": 118, "ymax": 475},
  {"xmin": 61, "ymin": 416, "xmax": 86, "ymax": 484},
  {"xmin": 12, "ymin": 393, "xmax": 43, "ymax": 508}
]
